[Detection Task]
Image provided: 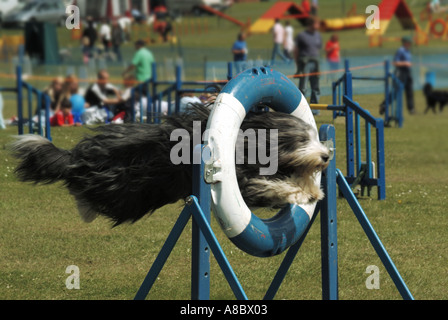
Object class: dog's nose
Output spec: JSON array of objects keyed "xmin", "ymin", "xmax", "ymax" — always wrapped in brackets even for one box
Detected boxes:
[{"xmin": 321, "ymin": 154, "xmax": 330, "ymax": 163}]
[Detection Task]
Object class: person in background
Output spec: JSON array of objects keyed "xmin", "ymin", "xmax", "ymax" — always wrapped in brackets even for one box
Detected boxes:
[
  {"xmin": 42, "ymin": 77, "xmax": 64, "ymax": 114},
  {"xmin": 271, "ymin": 19, "xmax": 290, "ymax": 65},
  {"xmin": 63, "ymin": 75, "xmax": 87, "ymax": 125},
  {"xmin": 325, "ymin": 33, "xmax": 341, "ymax": 80},
  {"xmin": 99, "ymin": 19, "xmax": 111, "ymax": 55},
  {"xmin": 231, "ymin": 32, "xmax": 248, "ymax": 73},
  {"xmin": 123, "ymin": 40, "xmax": 155, "ymax": 83},
  {"xmin": 283, "ymin": 21, "xmax": 294, "ymax": 60},
  {"xmin": 50, "ymin": 98, "xmax": 79, "ymax": 127},
  {"xmin": 81, "ymin": 16, "xmax": 97, "ymax": 61},
  {"xmin": 311, "ymin": 0, "xmax": 319, "ymax": 15},
  {"xmin": 84, "ymin": 70, "xmax": 123, "ymax": 124},
  {"xmin": 380, "ymin": 36, "xmax": 416, "ymax": 115},
  {"xmin": 294, "ymin": 17, "xmax": 322, "ymax": 114}
]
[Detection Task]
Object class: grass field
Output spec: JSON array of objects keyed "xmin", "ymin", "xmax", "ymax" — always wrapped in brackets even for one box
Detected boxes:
[{"xmin": 1, "ymin": 0, "xmax": 448, "ymax": 300}]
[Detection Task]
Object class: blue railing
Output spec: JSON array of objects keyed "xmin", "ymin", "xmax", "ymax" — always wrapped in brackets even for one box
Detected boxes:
[
  {"xmin": 129, "ymin": 63, "xmax": 230, "ymax": 124},
  {"xmin": 331, "ymin": 60, "xmax": 386, "ymax": 200},
  {"xmin": 13, "ymin": 66, "xmax": 52, "ymax": 141}
]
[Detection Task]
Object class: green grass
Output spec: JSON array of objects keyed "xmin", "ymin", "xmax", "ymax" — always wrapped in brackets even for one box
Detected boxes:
[{"xmin": 1, "ymin": 0, "xmax": 448, "ymax": 300}]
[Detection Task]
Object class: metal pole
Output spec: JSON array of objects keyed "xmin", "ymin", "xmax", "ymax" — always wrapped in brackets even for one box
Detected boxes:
[
  {"xmin": 320, "ymin": 125, "xmax": 338, "ymax": 300},
  {"xmin": 16, "ymin": 66, "xmax": 23, "ymax": 135},
  {"xmin": 191, "ymin": 145, "xmax": 211, "ymax": 299}
]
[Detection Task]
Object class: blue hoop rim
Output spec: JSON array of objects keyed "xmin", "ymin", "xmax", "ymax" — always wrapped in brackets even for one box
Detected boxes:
[{"xmin": 206, "ymin": 67, "xmax": 320, "ymax": 257}]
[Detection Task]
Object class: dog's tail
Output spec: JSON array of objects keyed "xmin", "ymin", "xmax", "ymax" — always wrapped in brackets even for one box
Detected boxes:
[{"xmin": 9, "ymin": 135, "xmax": 71, "ymax": 184}]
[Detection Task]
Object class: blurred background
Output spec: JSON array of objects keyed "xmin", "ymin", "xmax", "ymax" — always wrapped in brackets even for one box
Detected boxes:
[{"xmin": 0, "ymin": 0, "xmax": 447, "ymax": 95}]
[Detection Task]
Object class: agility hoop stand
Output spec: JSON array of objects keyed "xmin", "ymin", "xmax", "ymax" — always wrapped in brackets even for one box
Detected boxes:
[{"xmin": 134, "ymin": 125, "xmax": 414, "ymax": 300}]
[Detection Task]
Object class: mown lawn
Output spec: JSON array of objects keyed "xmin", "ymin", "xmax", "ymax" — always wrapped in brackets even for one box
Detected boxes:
[{"xmin": 0, "ymin": 0, "xmax": 447, "ymax": 300}]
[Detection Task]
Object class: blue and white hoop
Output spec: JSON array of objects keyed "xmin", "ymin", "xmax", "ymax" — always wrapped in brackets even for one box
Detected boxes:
[{"xmin": 204, "ymin": 67, "xmax": 320, "ymax": 257}]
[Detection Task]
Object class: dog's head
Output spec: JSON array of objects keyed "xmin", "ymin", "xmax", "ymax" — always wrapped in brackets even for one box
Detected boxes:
[
  {"xmin": 423, "ymin": 83, "xmax": 433, "ymax": 96},
  {"xmin": 240, "ymin": 111, "xmax": 331, "ymax": 177}
]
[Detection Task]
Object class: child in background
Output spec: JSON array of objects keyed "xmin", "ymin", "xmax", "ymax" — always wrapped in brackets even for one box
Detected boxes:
[
  {"xmin": 325, "ymin": 34, "xmax": 341, "ymax": 81},
  {"xmin": 50, "ymin": 99, "xmax": 79, "ymax": 127}
]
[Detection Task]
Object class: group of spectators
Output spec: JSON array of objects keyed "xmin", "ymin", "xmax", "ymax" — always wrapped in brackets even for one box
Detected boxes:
[
  {"xmin": 231, "ymin": 0, "xmax": 415, "ymax": 116},
  {"xmin": 44, "ymin": 39, "xmax": 155, "ymax": 127},
  {"xmin": 81, "ymin": 15, "xmax": 133, "ymax": 64},
  {"xmin": 231, "ymin": 10, "xmax": 339, "ymax": 114}
]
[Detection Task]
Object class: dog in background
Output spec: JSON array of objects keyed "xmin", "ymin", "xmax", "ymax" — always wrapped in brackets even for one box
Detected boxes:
[
  {"xmin": 423, "ymin": 83, "xmax": 448, "ymax": 114},
  {"xmin": 9, "ymin": 104, "xmax": 330, "ymax": 226}
]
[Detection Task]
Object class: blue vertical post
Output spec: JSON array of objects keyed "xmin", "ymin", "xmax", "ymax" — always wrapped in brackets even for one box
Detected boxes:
[
  {"xmin": 16, "ymin": 66, "xmax": 24, "ymax": 135},
  {"xmin": 396, "ymin": 81, "xmax": 404, "ymax": 128},
  {"xmin": 191, "ymin": 145, "xmax": 211, "ymax": 300},
  {"xmin": 344, "ymin": 59, "xmax": 355, "ymax": 179},
  {"xmin": 355, "ymin": 113, "xmax": 361, "ymax": 175},
  {"xmin": 384, "ymin": 60, "xmax": 390, "ymax": 125},
  {"xmin": 227, "ymin": 62, "xmax": 233, "ymax": 80},
  {"xmin": 175, "ymin": 65, "xmax": 182, "ymax": 113},
  {"xmin": 320, "ymin": 125, "xmax": 338, "ymax": 300},
  {"xmin": 151, "ymin": 63, "xmax": 157, "ymax": 123},
  {"xmin": 26, "ymin": 84, "xmax": 33, "ymax": 134},
  {"xmin": 365, "ymin": 117, "xmax": 372, "ymax": 181},
  {"xmin": 332, "ymin": 82, "xmax": 337, "ymax": 119},
  {"xmin": 376, "ymin": 118, "xmax": 386, "ymax": 200},
  {"xmin": 36, "ymin": 91, "xmax": 43, "ymax": 136}
]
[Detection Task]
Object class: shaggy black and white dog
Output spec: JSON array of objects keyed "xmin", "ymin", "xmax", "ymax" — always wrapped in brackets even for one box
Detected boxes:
[
  {"xmin": 423, "ymin": 83, "xmax": 448, "ymax": 114},
  {"xmin": 10, "ymin": 104, "xmax": 330, "ymax": 226}
]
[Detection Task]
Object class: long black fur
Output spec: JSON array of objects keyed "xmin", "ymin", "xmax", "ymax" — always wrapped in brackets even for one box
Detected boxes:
[
  {"xmin": 423, "ymin": 83, "xmax": 448, "ymax": 114},
  {"xmin": 10, "ymin": 104, "xmax": 328, "ymax": 226}
]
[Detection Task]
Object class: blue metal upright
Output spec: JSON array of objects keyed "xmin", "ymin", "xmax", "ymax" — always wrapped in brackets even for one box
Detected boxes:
[
  {"xmin": 191, "ymin": 145, "xmax": 211, "ymax": 300},
  {"xmin": 320, "ymin": 125, "xmax": 338, "ymax": 300},
  {"xmin": 344, "ymin": 60, "xmax": 355, "ymax": 181},
  {"xmin": 15, "ymin": 66, "xmax": 52, "ymax": 141},
  {"xmin": 134, "ymin": 145, "xmax": 247, "ymax": 300}
]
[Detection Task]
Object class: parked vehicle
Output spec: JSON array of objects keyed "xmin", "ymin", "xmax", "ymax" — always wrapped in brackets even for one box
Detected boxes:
[
  {"xmin": 2, "ymin": 0, "xmax": 67, "ymax": 28},
  {"xmin": 0, "ymin": 0, "xmax": 27, "ymax": 23}
]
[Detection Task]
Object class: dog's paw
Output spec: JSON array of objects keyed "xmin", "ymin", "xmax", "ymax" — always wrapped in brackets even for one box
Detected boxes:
[
  {"xmin": 287, "ymin": 187, "xmax": 324, "ymax": 205},
  {"xmin": 308, "ymin": 186, "xmax": 325, "ymax": 202}
]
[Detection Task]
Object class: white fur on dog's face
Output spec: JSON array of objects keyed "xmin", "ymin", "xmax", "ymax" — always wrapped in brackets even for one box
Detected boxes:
[
  {"xmin": 304, "ymin": 128, "xmax": 331, "ymax": 171},
  {"xmin": 284, "ymin": 128, "xmax": 330, "ymax": 176}
]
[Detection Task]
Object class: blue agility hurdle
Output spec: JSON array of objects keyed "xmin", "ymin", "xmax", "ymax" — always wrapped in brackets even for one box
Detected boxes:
[
  {"xmin": 13, "ymin": 66, "xmax": 52, "ymax": 141},
  {"xmin": 310, "ymin": 60, "xmax": 386, "ymax": 200},
  {"xmin": 134, "ymin": 68, "xmax": 413, "ymax": 300},
  {"xmin": 129, "ymin": 61, "xmax": 387, "ymax": 201},
  {"xmin": 12, "ymin": 61, "xmax": 386, "ymax": 201},
  {"xmin": 332, "ymin": 60, "xmax": 404, "ymax": 128}
]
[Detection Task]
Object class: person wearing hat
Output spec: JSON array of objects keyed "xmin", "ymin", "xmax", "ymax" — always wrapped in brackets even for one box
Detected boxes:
[
  {"xmin": 381, "ymin": 36, "xmax": 415, "ymax": 115},
  {"xmin": 122, "ymin": 39, "xmax": 155, "ymax": 83}
]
